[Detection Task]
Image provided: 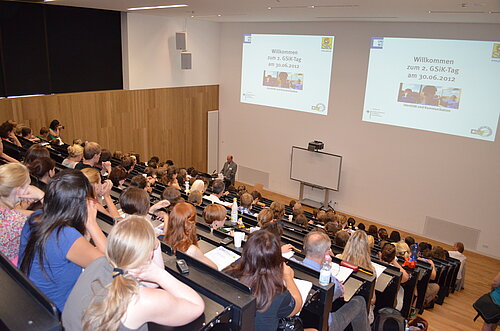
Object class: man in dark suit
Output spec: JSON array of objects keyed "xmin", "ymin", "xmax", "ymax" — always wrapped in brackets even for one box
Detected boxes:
[{"xmin": 221, "ymin": 155, "xmax": 237, "ymax": 187}]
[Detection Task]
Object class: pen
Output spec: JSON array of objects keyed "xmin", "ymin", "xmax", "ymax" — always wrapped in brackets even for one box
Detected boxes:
[{"xmin": 358, "ymin": 268, "xmax": 373, "ymax": 276}]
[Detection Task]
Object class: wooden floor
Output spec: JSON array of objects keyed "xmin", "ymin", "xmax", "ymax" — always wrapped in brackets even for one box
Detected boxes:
[{"xmin": 237, "ymin": 182, "xmax": 500, "ymax": 331}]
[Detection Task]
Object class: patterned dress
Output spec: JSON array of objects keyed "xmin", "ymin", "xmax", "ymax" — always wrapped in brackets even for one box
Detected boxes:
[{"xmin": 0, "ymin": 205, "xmax": 28, "ymax": 264}]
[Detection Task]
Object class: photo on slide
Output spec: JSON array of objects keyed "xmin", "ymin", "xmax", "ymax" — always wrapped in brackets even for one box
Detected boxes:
[
  {"xmin": 397, "ymin": 83, "xmax": 462, "ymax": 109},
  {"xmin": 262, "ymin": 71, "xmax": 304, "ymax": 90}
]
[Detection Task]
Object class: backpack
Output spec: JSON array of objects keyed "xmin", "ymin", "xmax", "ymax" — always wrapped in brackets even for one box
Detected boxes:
[{"xmin": 373, "ymin": 307, "xmax": 405, "ymax": 331}]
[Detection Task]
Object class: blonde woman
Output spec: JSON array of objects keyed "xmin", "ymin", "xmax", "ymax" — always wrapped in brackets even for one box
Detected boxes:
[
  {"xmin": 62, "ymin": 144, "xmax": 84, "ymax": 169},
  {"xmin": 339, "ymin": 230, "xmax": 374, "ymax": 272},
  {"xmin": 81, "ymin": 168, "xmax": 121, "ymax": 219},
  {"xmin": 62, "ymin": 216, "xmax": 204, "ymax": 330},
  {"xmin": 0, "ymin": 163, "xmax": 44, "ymax": 264}
]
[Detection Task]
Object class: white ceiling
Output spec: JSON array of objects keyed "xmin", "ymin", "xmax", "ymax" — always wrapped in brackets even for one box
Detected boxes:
[{"xmin": 43, "ymin": 0, "xmax": 500, "ymax": 23}]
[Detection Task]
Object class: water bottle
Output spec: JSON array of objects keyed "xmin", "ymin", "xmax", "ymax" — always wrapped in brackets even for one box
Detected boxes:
[
  {"xmin": 319, "ymin": 252, "xmax": 332, "ymax": 286},
  {"xmin": 185, "ymin": 180, "xmax": 190, "ymax": 193},
  {"xmin": 231, "ymin": 198, "xmax": 238, "ymax": 225}
]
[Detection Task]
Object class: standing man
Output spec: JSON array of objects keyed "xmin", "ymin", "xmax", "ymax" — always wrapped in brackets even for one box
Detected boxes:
[{"xmin": 221, "ymin": 155, "xmax": 237, "ymax": 187}]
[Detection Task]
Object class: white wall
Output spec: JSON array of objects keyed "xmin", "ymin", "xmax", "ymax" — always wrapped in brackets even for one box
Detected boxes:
[
  {"xmin": 123, "ymin": 14, "xmax": 220, "ymax": 89},
  {"xmin": 218, "ymin": 22, "xmax": 500, "ymax": 258}
]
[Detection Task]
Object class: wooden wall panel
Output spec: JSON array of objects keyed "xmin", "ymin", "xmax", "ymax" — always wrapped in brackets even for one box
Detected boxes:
[{"xmin": 0, "ymin": 86, "xmax": 219, "ymax": 171}]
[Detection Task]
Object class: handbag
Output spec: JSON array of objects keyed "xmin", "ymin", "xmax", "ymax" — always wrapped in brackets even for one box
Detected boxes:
[
  {"xmin": 277, "ymin": 316, "xmax": 304, "ymax": 331},
  {"xmin": 473, "ymin": 293, "xmax": 500, "ymax": 324}
]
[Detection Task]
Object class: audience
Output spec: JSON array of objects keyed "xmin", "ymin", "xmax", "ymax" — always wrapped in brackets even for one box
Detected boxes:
[
  {"xmin": 0, "ymin": 122, "xmax": 475, "ymax": 327},
  {"xmin": 18, "ymin": 170, "xmax": 107, "ymax": 312},
  {"xmin": 62, "ymin": 216, "xmax": 204, "ymax": 330},
  {"xmin": 0, "ymin": 121, "xmax": 22, "ymax": 147},
  {"xmin": 224, "ymin": 230, "xmax": 302, "ymax": 330},
  {"xmin": 164, "ymin": 202, "xmax": 217, "ymax": 269}
]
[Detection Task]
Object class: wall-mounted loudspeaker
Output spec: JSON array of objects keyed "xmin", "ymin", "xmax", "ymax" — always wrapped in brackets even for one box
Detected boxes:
[
  {"xmin": 176, "ymin": 32, "xmax": 187, "ymax": 50},
  {"xmin": 181, "ymin": 52, "xmax": 192, "ymax": 70}
]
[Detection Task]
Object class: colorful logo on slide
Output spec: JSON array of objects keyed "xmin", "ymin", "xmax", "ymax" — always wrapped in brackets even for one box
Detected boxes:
[
  {"xmin": 470, "ymin": 126, "xmax": 492, "ymax": 137},
  {"xmin": 492, "ymin": 43, "xmax": 500, "ymax": 58},
  {"xmin": 311, "ymin": 103, "xmax": 326, "ymax": 112},
  {"xmin": 371, "ymin": 37, "xmax": 384, "ymax": 49},
  {"xmin": 321, "ymin": 38, "xmax": 333, "ymax": 50},
  {"xmin": 243, "ymin": 34, "xmax": 252, "ymax": 44}
]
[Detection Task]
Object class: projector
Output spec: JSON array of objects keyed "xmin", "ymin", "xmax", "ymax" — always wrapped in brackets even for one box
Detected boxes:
[{"xmin": 308, "ymin": 140, "xmax": 324, "ymax": 151}]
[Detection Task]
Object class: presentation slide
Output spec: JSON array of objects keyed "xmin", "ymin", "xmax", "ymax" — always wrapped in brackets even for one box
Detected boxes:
[
  {"xmin": 240, "ymin": 34, "xmax": 334, "ymax": 115},
  {"xmin": 363, "ymin": 37, "xmax": 500, "ymax": 141}
]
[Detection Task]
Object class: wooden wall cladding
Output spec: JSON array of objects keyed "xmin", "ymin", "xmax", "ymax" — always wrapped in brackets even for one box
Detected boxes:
[{"xmin": 0, "ymin": 85, "xmax": 219, "ymax": 171}]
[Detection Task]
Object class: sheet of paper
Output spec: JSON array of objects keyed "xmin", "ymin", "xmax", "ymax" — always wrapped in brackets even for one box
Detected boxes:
[
  {"xmin": 282, "ymin": 251, "xmax": 295, "ymax": 259},
  {"xmin": 331, "ymin": 262, "xmax": 353, "ymax": 283},
  {"xmin": 372, "ymin": 262, "xmax": 387, "ymax": 278},
  {"xmin": 293, "ymin": 278, "xmax": 313, "ymax": 313},
  {"xmin": 204, "ymin": 246, "xmax": 240, "ymax": 271}
]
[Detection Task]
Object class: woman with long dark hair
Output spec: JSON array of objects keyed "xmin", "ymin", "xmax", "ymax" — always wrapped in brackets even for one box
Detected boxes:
[
  {"xmin": 224, "ymin": 230, "xmax": 303, "ymax": 330},
  {"xmin": 19, "ymin": 169, "xmax": 106, "ymax": 312}
]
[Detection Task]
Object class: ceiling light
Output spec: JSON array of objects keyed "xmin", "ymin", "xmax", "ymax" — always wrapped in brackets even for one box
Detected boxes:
[
  {"xmin": 268, "ymin": 7, "xmax": 272, "ymax": 10},
  {"xmin": 128, "ymin": 4, "xmax": 188, "ymax": 11},
  {"xmin": 217, "ymin": 14, "xmax": 221, "ymax": 17}
]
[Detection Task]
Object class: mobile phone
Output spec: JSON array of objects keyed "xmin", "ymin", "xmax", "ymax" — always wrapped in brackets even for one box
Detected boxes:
[{"xmin": 176, "ymin": 259, "xmax": 189, "ymax": 274}]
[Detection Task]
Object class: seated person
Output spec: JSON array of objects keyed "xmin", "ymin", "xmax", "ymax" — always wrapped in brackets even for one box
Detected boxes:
[
  {"xmin": 23, "ymin": 144, "xmax": 50, "ymax": 166},
  {"xmin": 121, "ymin": 156, "xmax": 136, "ymax": 174},
  {"xmin": 161, "ymin": 166, "xmax": 181, "ymax": 190},
  {"xmin": 269, "ymin": 201, "xmax": 285, "ymax": 221},
  {"xmin": 95, "ymin": 149, "xmax": 112, "ymax": 176},
  {"xmin": 389, "ymin": 230, "xmax": 401, "ymax": 242},
  {"xmin": 81, "ymin": 168, "xmax": 120, "ymax": 219},
  {"xmin": 164, "ymin": 202, "xmax": 217, "ymax": 269},
  {"xmin": 333, "ymin": 230, "xmax": 350, "ymax": 249},
  {"xmin": 296, "ymin": 231, "xmax": 370, "ymax": 331},
  {"xmin": 20, "ymin": 126, "xmax": 40, "ymax": 143},
  {"xmin": 62, "ymin": 216, "xmax": 204, "ymax": 330},
  {"xmin": 339, "ymin": 230, "xmax": 374, "ymax": 272},
  {"xmin": 27, "ymin": 156, "xmax": 55, "ymax": 189},
  {"xmin": 108, "ymin": 166, "xmax": 128, "ymax": 189},
  {"xmin": 260, "ymin": 221, "xmax": 294, "ymax": 254},
  {"xmin": 19, "ymin": 170, "xmax": 106, "ymax": 312},
  {"xmin": 62, "ymin": 144, "xmax": 84, "ymax": 169},
  {"xmin": 75, "ymin": 142, "xmax": 102, "ymax": 171},
  {"xmin": 379, "ymin": 243, "xmax": 409, "ymax": 311},
  {"xmin": 325, "ymin": 221, "xmax": 341, "ymax": 237},
  {"xmin": 190, "ymin": 179, "xmax": 207, "ymax": 193},
  {"xmin": 250, "ymin": 190, "xmax": 265, "ymax": 207},
  {"xmin": 161, "ymin": 186, "xmax": 184, "ymax": 206},
  {"xmin": 130, "ymin": 174, "xmax": 152, "ymax": 193},
  {"xmin": 187, "ymin": 190, "xmax": 202, "ymax": 206},
  {"xmin": 223, "ymin": 230, "xmax": 303, "ymax": 330},
  {"xmin": 119, "ymin": 187, "xmax": 169, "ymax": 225},
  {"xmin": 202, "ymin": 203, "xmax": 227, "ymax": 230},
  {"xmin": 448, "ymin": 242, "xmax": 466, "ymax": 291},
  {"xmin": 203, "ymin": 179, "xmax": 231, "ymax": 207},
  {"xmin": 0, "ymin": 121, "xmax": 22, "ymax": 147},
  {"xmin": 257, "ymin": 207, "xmax": 274, "ymax": 227},
  {"xmin": 293, "ymin": 213, "xmax": 309, "ymax": 230},
  {"xmin": 239, "ymin": 192, "xmax": 257, "ymax": 216}
]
